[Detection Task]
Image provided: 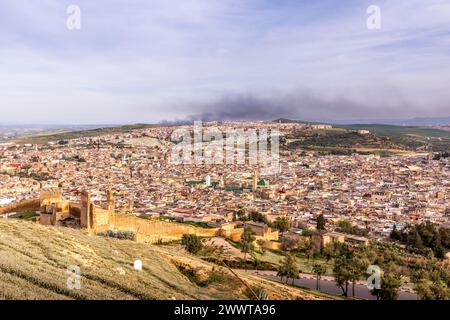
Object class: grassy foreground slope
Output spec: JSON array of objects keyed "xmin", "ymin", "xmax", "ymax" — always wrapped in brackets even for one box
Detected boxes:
[{"xmin": 0, "ymin": 219, "xmax": 325, "ymax": 300}]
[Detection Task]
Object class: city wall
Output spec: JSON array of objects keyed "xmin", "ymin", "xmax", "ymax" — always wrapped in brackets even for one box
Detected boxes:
[
  {"xmin": 0, "ymin": 198, "xmax": 40, "ymax": 215},
  {"xmin": 1, "ymin": 189, "xmax": 221, "ymax": 244},
  {"xmin": 95, "ymin": 212, "xmax": 219, "ymax": 244}
]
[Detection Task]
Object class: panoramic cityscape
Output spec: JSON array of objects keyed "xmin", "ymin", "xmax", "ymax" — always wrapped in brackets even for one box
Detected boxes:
[{"xmin": 0, "ymin": 0, "xmax": 449, "ymax": 310}]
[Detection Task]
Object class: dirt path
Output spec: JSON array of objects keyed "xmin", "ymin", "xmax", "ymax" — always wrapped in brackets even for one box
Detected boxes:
[{"xmin": 206, "ymin": 237, "xmax": 245, "ymax": 259}]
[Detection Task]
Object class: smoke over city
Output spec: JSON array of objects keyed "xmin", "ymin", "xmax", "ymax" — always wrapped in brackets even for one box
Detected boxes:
[{"xmin": 179, "ymin": 90, "xmax": 427, "ymax": 123}]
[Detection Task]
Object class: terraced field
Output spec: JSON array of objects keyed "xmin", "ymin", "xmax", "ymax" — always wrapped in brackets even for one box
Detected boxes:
[{"xmin": 0, "ymin": 219, "xmax": 326, "ymax": 300}]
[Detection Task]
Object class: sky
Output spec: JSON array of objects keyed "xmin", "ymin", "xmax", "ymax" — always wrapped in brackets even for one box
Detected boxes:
[{"xmin": 0, "ymin": 0, "xmax": 449, "ymax": 124}]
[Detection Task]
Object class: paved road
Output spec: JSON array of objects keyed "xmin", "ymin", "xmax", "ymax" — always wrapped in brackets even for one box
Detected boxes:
[{"xmin": 248, "ymin": 270, "xmax": 419, "ymax": 300}]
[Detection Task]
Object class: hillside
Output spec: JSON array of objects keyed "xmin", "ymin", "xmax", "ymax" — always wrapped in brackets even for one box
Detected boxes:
[
  {"xmin": 0, "ymin": 219, "xmax": 327, "ymax": 300},
  {"xmin": 335, "ymin": 124, "xmax": 450, "ymax": 138},
  {"xmin": 284, "ymin": 128, "xmax": 406, "ymax": 155},
  {"xmin": 276, "ymin": 119, "xmax": 450, "ymax": 152},
  {"xmin": 6, "ymin": 124, "xmax": 157, "ymax": 144},
  {"xmin": 335, "ymin": 124, "xmax": 450, "ymax": 152}
]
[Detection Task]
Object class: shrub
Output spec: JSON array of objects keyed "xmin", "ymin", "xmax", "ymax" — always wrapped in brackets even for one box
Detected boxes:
[
  {"xmin": 181, "ymin": 234, "xmax": 203, "ymax": 254},
  {"xmin": 244, "ymin": 286, "xmax": 269, "ymax": 300},
  {"xmin": 98, "ymin": 230, "xmax": 136, "ymax": 240}
]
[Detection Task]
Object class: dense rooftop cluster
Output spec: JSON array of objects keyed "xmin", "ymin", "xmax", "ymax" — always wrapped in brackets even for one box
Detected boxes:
[{"xmin": 0, "ymin": 122, "xmax": 448, "ymax": 241}]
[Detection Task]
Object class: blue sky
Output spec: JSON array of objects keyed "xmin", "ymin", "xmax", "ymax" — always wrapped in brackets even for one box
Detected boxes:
[{"xmin": 0, "ymin": 0, "xmax": 449, "ymax": 124}]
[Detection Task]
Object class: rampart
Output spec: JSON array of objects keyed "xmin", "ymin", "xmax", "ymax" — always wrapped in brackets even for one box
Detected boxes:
[
  {"xmin": 0, "ymin": 198, "xmax": 40, "ymax": 215},
  {"xmin": 1, "ymin": 189, "xmax": 221, "ymax": 244}
]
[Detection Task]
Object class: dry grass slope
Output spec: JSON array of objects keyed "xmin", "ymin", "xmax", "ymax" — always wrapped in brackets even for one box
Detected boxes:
[{"xmin": 0, "ymin": 219, "xmax": 327, "ymax": 300}]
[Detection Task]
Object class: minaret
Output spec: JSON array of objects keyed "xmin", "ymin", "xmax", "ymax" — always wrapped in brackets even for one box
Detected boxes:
[
  {"xmin": 80, "ymin": 191, "xmax": 91, "ymax": 230},
  {"xmin": 220, "ymin": 175, "xmax": 225, "ymax": 188},
  {"xmin": 127, "ymin": 200, "xmax": 134, "ymax": 213},
  {"xmin": 205, "ymin": 175, "xmax": 211, "ymax": 187},
  {"xmin": 107, "ymin": 190, "xmax": 115, "ymax": 211},
  {"xmin": 252, "ymin": 170, "xmax": 258, "ymax": 191}
]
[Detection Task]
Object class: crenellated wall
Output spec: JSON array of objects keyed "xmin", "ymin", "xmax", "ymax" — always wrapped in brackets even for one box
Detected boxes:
[
  {"xmin": 0, "ymin": 198, "xmax": 40, "ymax": 215},
  {"xmin": 97, "ymin": 212, "xmax": 219, "ymax": 243},
  {"xmin": 2, "ymin": 189, "xmax": 222, "ymax": 244}
]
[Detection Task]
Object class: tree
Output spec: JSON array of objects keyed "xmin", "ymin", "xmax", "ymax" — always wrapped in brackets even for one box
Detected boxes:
[
  {"xmin": 390, "ymin": 224, "xmax": 402, "ymax": 241},
  {"xmin": 336, "ymin": 219, "xmax": 368, "ymax": 236},
  {"xmin": 248, "ymin": 210, "xmax": 268, "ymax": 224},
  {"xmin": 301, "ymin": 228, "xmax": 314, "ymax": 237},
  {"xmin": 408, "ymin": 229, "xmax": 424, "ymax": 249},
  {"xmin": 273, "ymin": 216, "xmax": 290, "ymax": 233},
  {"xmin": 412, "ymin": 265, "xmax": 450, "ymax": 300},
  {"xmin": 312, "ymin": 263, "xmax": 327, "ymax": 291},
  {"xmin": 256, "ymin": 239, "xmax": 266, "ymax": 254},
  {"xmin": 21, "ymin": 164, "xmax": 31, "ymax": 175},
  {"xmin": 306, "ymin": 233, "xmax": 322, "ymax": 259},
  {"xmin": 349, "ymin": 251, "xmax": 370, "ymax": 297},
  {"xmin": 181, "ymin": 234, "xmax": 203, "ymax": 254},
  {"xmin": 371, "ymin": 273, "xmax": 402, "ymax": 300},
  {"xmin": 337, "ymin": 219, "xmax": 352, "ymax": 232},
  {"xmin": 278, "ymin": 254, "xmax": 299, "ymax": 284},
  {"xmin": 316, "ymin": 214, "xmax": 326, "ymax": 231},
  {"xmin": 332, "ymin": 244, "xmax": 354, "ymax": 297},
  {"xmin": 235, "ymin": 208, "xmax": 246, "ymax": 221},
  {"xmin": 333, "ymin": 255, "xmax": 353, "ymax": 297},
  {"xmin": 277, "ymin": 262, "xmax": 287, "ymax": 283},
  {"xmin": 281, "ymin": 236, "xmax": 299, "ymax": 251},
  {"xmin": 240, "ymin": 228, "xmax": 256, "ymax": 269},
  {"xmin": 393, "ymin": 222, "xmax": 450, "ymax": 259},
  {"xmin": 414, "ymin": 279, "xmax": 450, "ymax": 300}
]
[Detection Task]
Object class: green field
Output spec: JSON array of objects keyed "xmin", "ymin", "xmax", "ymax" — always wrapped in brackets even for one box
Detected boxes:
[
  {"xmin": 278, "ymin": 119, "xmax": 450, "ymax": 152},
  {"xmin": 335, "ymin": 124, "xmax": 450, "ymax": 152},
  {"xmin": 335, "ymin": 124, "xmax": 450, "ymax": 138}
]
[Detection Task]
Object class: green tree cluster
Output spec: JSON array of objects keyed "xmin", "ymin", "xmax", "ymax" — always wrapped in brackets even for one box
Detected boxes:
[
  {"xmin": 277, "ymin": 254, "xmax": 299, "ymax": 285},
  {"xmin": 181, "ymin": 234, "xmax": 203, "ymax": 254}
]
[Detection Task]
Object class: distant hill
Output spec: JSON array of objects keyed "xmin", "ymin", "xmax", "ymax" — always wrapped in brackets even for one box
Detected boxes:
[
  {"xmin": 332, "ymin": 124, "xmax": 450, "ymax": 152},
  {"xmin": 276, "ymin": 119, "xmax": 450, "ymax": 153},
  {"xmin": 0, "ymin": 124, "xmax": 115, "ymax": 139},
  {"xmin": 4, "ymin": 124, "xmax": 157, "ymax": 144},
  {"xmin": 274, "ymin": 118, "xmax": 321, "ymax": 125},
  {"xmin": 323, "ymin": 116, "xmax": 450, "ymax": 126},
  {"xmin": 334, "ymin": 124, "xmax": 450, "ymax": 139},
  {"xmin": 402, "ymin": 116, "xmax": 450, "ymax": 126},
  {"xmin": 5, "ymin": 119, "xmax": 450, "ymax": 152}
]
